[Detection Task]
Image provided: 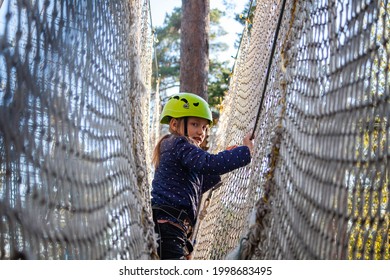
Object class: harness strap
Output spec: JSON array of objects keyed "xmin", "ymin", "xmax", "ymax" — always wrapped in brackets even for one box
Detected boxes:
[
  {"xmin": 152, "ymin": 205, "xmax": 194, "ymax": 255},
  {"xmin": 152, "ymin": 205, "xmax": 192, "ymax": 227},
  {"xmin": 183, "ymin": 117, "xmax": 188, "ymax": 136}
]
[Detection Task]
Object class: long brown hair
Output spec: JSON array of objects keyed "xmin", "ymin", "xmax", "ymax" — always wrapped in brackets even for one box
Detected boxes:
[
  {"xmin": 152, "ymin": 134, "xmax": 171, "ymax": 169},
  {"xmin": 152, "ymin": 118, "xmax": 183, "ymax": 169},
  {"xmin": 152, "ymin": 118, "xmax": 196, "ymax": 168}
]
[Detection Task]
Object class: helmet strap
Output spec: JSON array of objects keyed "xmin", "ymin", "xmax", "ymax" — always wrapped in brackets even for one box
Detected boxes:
[{"xmin": 183, "ymin": 117, "xmax": 188, "ymax": 137}]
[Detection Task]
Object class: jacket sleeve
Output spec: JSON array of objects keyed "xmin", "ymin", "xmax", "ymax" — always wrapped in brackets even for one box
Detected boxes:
[
  {"xmin": 174, "ymin": 136, "xmax": 251, "ymax": 176},
  {"xmin": 202, "ymin": 174, "xmax": 222, "ymax": 193}
]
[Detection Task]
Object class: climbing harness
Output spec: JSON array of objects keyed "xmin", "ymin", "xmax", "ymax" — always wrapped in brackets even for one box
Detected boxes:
[
  {"xmin": 152, "ymin": 205, "xmax": 194, "ymax": 256},
  {"xmin": 152, "ymin": 205, "xmax": 193, "ymax": 230}
]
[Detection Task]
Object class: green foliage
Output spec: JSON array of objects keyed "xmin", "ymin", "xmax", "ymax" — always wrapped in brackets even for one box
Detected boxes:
[
  {"xmin": 346, "ymin": 2, "xmax": 390, "ymax": 260},
  {"xmin": 347, "ymin": 175, "xmax": 389, "ymax": 260},
  {"xmin": 233, "ymin": 2, "xmax": 256, "ymax": 48},
  {"xmin": 152, "ymin": 7, "xmax": 181, "ymax": 90},
  {"xmin": 234, "ymin": 3, "xmax": 256, "ymax": 25},
  {"xmin": 208, "ymin": 60, "xmax": 231, "ymax": 108},
  {"xmin": 347, "ymin": 116, "xmax": 389, "ymax": 260}
]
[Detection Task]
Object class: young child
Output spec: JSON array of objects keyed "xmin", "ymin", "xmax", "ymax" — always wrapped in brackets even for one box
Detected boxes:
[{"xmin": 151, "ymin": 92, "xmax": 253, "ymax": 259}]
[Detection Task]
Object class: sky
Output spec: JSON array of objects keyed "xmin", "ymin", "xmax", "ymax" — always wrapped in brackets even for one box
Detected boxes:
[{"xmin": 149, "ymin": 0, "xmax": 248, "ymax": 66}]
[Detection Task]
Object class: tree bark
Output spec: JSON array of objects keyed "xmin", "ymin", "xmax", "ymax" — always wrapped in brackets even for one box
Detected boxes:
[{"xmin": 180, "ymin": 0, "xmax": 210, "ymax": 101}]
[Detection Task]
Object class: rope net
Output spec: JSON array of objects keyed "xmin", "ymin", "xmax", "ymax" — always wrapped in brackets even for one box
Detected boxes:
[
  {"xmin": 0, "ymin": 0, "xmax": 156, "ymax": 259},
  {"xmin": 0, "ymin": 0, "xmax": 389, "ymax": 260},
  {"xmin": 194, "ymin": 0, "xmax": 389, "ymax": 260}
]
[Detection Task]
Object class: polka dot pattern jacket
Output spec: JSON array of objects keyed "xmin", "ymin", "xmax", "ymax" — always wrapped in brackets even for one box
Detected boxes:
[{"xmin": 151, "ymin": 135, "xmax": 251, "ymax": 228}]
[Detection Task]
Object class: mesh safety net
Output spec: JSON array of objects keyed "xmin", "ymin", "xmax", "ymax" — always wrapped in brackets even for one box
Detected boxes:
[
  {"xmin": 0, "ymin": 0, "xmax": 156, "ymax": 259},
  {"xmin": 194, "ymin": 0, "xmax": 389, "ymax": 260},
  {"xmin": 0, "ymin": 0, "xmax": 389, "ymax": 260}
]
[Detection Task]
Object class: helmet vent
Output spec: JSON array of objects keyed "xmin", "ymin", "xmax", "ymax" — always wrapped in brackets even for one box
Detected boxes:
[{"xmin": 181, "ymin": 98, "xmax": 189, "ymax": 109}]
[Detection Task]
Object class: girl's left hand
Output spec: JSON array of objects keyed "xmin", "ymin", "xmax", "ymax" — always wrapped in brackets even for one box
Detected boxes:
[{"xmin": 226, "ymin": 145, "xmax": 238, "ymax": 150}]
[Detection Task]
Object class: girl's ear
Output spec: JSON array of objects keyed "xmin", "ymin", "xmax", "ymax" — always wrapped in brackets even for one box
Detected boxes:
[{"xmin": 169, "ymin": 118, "xmax": 179, "ymax": 133}]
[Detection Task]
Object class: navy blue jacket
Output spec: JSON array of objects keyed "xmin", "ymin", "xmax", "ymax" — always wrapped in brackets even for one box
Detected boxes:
[{"xmin": 151, "ymin": 135, "xmax": 251, "ymax": 228}]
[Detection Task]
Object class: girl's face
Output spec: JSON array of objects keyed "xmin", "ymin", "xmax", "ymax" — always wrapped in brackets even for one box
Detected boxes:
[
  {"xmin": 170, "ymin": 117, "xmax": 210, "ymax": 146},
  {"xmin": 186, "ymin": 117, "xmax": 210, "ymax": 146}
]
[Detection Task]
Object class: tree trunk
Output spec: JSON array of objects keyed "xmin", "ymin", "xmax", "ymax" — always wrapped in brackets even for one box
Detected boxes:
[{"xmin": 180, "ymin": 0, "xmax": 209, "ymax": 101}]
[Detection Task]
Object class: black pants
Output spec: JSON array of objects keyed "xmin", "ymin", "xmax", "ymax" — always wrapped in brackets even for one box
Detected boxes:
[{"xmin": 155, "ymin": 222, "xmax": 187, "ymax": 260}]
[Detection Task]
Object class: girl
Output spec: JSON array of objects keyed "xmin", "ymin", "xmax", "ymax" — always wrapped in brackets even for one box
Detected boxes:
[{"xmin": 151, "ymin": 92, "xmax": 253, "ymax": 259}]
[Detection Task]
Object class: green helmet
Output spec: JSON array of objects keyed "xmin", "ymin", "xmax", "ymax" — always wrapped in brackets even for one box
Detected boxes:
[{"xmin": 160, "ymin": 92, "xmax": 213, "ymax": 124}]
